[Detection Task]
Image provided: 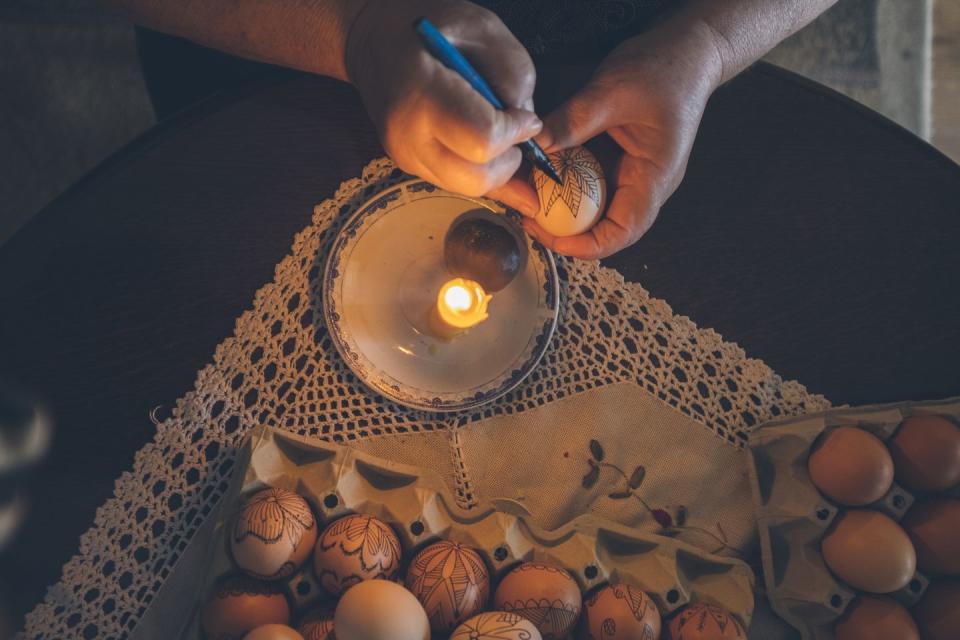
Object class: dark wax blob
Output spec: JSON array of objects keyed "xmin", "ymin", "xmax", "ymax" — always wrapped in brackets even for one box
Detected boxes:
[{"xmin": 444, "ymin": 212, "xmax": 526, "ymax": 292}]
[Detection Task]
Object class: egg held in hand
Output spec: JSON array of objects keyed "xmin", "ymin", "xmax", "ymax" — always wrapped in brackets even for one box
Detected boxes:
[
  {"xmin": 444, "ymin": 213, "xmax": 526, "ymax": 292},
  {"xmin": 582, "ymin": 583, "xmax": 660, "ymax": 640},
  {"xmin": 821, "ymin": 509, "xmax": 916, "ymax": 593},
  {"xmin": 231, "ymin": 488, "xmax": 318, "ymax": 580},
  {"xmin": 666, "ymin": 602, "xmax": 746, "ymax": 639},
  {"xmin": 807, "ymin": 426, "xmax": 894, "ymax": 506},
  {"xmin": 334, "ymin": 579, "xmax": 431, "ymax": 640},
  {"xmin": 833, "ymin": 596, "xmax": 919, "ymax": 640},
  {"xmin": 313, "ymin": 513, "xmax": 401, "ymax": 596},
  {"xmin": 404, "ymin": 540, "xmax": 490, "ymax": 633},
  {"xmin": 532, "ymin": 146, "xmax": 606, "ymax": 237},
  {"xmin": 493, "ymin": 562, "xmax": 581, "ymax": 639}
]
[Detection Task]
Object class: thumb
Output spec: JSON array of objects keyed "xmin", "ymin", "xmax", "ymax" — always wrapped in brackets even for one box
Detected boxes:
[{"xmin": 536, "ymin": 82, "xmax": 614, "ymax": 152}]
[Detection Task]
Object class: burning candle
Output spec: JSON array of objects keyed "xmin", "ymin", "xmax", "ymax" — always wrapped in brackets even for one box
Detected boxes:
[{"xmin": 429, "ymin": 277, "xmax": 491, "ymax": 339}]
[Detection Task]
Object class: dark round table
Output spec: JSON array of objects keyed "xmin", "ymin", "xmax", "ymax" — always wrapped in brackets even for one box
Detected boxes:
[{"xmin": 1, "ymin": 61, "xmax": 959, "ymax": 628}]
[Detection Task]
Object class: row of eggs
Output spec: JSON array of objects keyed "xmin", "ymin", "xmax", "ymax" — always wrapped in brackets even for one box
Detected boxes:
[
  {"xmin": 201, "ymin": 487, "xmax": 747, "ymax": 640},
  {"xmin": 803, "ymin": 414, "xmax": 960, "ymax": 640}
]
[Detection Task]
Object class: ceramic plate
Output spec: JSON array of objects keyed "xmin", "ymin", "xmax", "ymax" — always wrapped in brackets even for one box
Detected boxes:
[{"xmin": 323, "ymin": 180, "xmax": 559, "ymax": 412}]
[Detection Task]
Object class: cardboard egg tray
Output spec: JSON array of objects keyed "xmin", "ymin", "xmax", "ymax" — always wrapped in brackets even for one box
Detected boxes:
[
  {"xmin": 745, "ymin": 396, "xmax": 960, "ymax": 640},
  {"xmin": 177, "ymin": 425, "xmax": 756, "ymax": 638}
]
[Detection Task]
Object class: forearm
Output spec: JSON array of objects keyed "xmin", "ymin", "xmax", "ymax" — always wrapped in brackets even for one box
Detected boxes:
[{"xmin": 100, "ymin": 0, "xmax": 371, "ymax": 81}]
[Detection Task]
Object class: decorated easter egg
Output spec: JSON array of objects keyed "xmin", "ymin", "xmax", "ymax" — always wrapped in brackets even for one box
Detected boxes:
[
  {"xmin": 493, "ymin": 562, "xmax": 581, "ymax": 639},
  {"xmin": 450, "ymin": 611, "xmax": 542, "ymax": 640},
  {"xmin": 666, "ymin": 602, "xmax": 746, "ymax": 639},
  {"xmin": 889, "ymin": 415, "xmax": 960, "ymax": 492},
  {"xmin": 201, "ymin": 574, "xmax": 291, "ymax": 640},
  {"xmin": 334, "ymin": 579, "xmax": 430, "ymax": 640},
  {"xmin": 445, "ymin": 212, "xmax": 525, "ymax": 292},
  {"xmin": 298, "ymin": 608, "xmax": 335, "ymax": 640},
  {"xmin": 582, "ymin": 583, "xmax": 660, "ymax": 640},
  {"xmin": 821, "ymin": 510, "xmax": 916, "ymax": 593},
  {"xmin": 405, "ymin": 540, "xmax": 491, "ymax": 633},
  {"xmin": 902, "ymin": 498, "xmax": 960, "ymax": 575},
  {"xmin": 833, "ymin": 595, "xmax": 918, "ymax": 640},
  {"xmin": 243, "ymin": 624, "xmax": 305, "ymax": 640},
  {"xmin": 807, "ymin": 426, "xmax": 894, "ymax": 505},
  {"xmin": 532, "ymin": 146, "xmax": 606, "ymax": 237},
  {"xmin": 232, "ymin": 488, "xmax": 318, "ymax": 580},
  {"xmin": 912, "ymin": 579, "xmax": 960, "ymax": 640},
  {"xmin": 313, "ymin": 514, "xmax": 401, "ymax": 596}
]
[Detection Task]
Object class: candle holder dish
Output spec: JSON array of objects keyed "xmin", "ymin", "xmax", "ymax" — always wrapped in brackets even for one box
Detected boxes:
[{"xmin": 322, "ymin": 179, "xmax": 559, "ymax": 412}]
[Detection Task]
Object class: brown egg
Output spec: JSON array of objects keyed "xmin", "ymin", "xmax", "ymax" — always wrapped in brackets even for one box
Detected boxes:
[
  {"xmin": 444, "ymin": 213, "xmax": 525, "ymax": 292},
  {"xmin": 666, "ymin": 602, "xmax": 746, "ymax": 639},
  {"xmin": 202, "ymin": 574, "xmax": 291, "ymax": 640},
  {"xmin": 313, "ymin": 514, "xmax": 401, "ymax": 596},
  {"xmin": 889, "ymin": 415, "xmax": 960, "ymax": 492},
  {"xmin": 834, "ymin": 596, "xmax": 918, "ymax": 640},
  {"xmin": 493, "ymin": 562, "xmax": 581, "ymax": 639},
  {"xmin": 821, "ymin": 510, "xmax": 916, "ymax": 593},
  {"xmin": 405, "ymin": 540, "xmax": 490, "ymax": 633},
  {"xmin": 807, "ymin": 427, "xmax": 894, "ymax": 505},
  {"xmin": 450, "ymin": 612, "xmax": 543, "ymax": 640},
  {"xmin": 298, "ymin": 608, "xmax": 335, "ymax": 640},
  {"xmin": 912, "ymin": 579, "xmax": 960, "ymax": 640},
  {"xmin": 582, "ymin": 583, "xmax": 660, "ymax": 640},
  {"xmin": 232, "ymin": 488, "xmax": 318, "ymax": 580},
  {"xmin": 902, "ymin": 499, "xmax": 960, "ymax": 575},
  {"xmin": 243, "ymin": 624, "xmax": 305, "ymax": 640}
]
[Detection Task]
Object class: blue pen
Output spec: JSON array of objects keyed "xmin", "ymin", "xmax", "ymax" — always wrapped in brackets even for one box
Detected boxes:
[{"xmin": 414, "ymin": 17, "xmax": 563, "ymax": 185}]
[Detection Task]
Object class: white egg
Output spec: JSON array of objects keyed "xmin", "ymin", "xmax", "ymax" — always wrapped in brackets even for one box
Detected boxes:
[
  {"xmin": 232, "ymin": 487, "xmax": 318, "ymax": 580},
  {"xmin": 334, "ymin": 579, "xmax": 430, "ymax": 640},
  {"xmin": 243, "ymin": 623, "xmax": 305, "ymax": 640},
  {"xmin": 532, "ymin": 146, "xmax": 606, "ymax": 237}
]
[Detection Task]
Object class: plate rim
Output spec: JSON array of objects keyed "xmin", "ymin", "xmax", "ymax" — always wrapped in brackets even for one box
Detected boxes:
[{"xmin": 322, "ymin": 178, "xmax": 559, "ymax": 413}]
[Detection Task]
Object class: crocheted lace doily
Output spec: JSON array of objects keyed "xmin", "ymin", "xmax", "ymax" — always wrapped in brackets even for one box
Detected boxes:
[{"xmin": 22, "ymin": 158, "xmax": 829, "ymax": 638}]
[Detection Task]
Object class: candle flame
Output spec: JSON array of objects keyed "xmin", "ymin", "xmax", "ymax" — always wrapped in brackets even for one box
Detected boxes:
[
  {"xmin": 443, "ymin": 285, "xmax": 473, "ymax": 312},
  {"xmin": 433, "ymin": 277, "xmax": 491, "ymax": 334}
]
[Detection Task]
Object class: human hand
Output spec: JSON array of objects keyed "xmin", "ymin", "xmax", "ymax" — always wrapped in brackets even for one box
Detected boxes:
[
  {"xmin": 345, "ymin": 0, "xmax": 542, "ymax": 215},
  {"xmin": 524, "ymin": 22, "xmax": 722, "ymax": 258}
]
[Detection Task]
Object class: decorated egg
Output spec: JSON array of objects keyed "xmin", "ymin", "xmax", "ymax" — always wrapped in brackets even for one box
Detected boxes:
[
  {"xmin": 313, "ymin": 514, "xmax": 401, "ymax": 596},
  {"xmin": 232, "ymin": 488, "xmax": 318, "ymax": 580},
  {"xmin": 243, "ymin": 624, "xmax": 305, "ymax": 640},
  {"xmin": 444, "ymin": 213, "xmax": 526, "ymax": 292},
  {"xmin": 807, "ymin": 426, "xmax": 894, "ymax": 505},
  {"xmin": 821, "ymin": 510, "xmax": 916, "ymax": 593},
  {"xmin": 405, "ymin": 540, "xmax": 491, "ymax": 633},
  {"xmin": 912, "ymin": 579, "xmax": 960, "ymax": 640},
  {"xmin": 298, "ymin": 608, "xmax": 335, "ymax": 640},
  {"xmin": 334, "ymin": 579, "xmax": 430, "ymax": 640},
  {"xmin": 201, "ymin": 574, "xmax": 291, "ymax": 640},
  {"xmin": 450, "ymin": 611, "xmax": 542, "ymax": 640},
  {"xmin": 889, "ymin": 415, "xmax": 960, "ymax": 492},
  {"xmin": 902, "ymin": 498, "xmax": 960, "ymax": 575},
  {"xmin": 582, "ymin": 583, "xmax": 660, "ymax": 639},
  {"xmin": 493, "ymin": 562, "xmax": 581, "ymax": 639},
  {"xmin": 833, "ymin": 596, "xmax": 918, "ymax": 640},
  {"xmin": 666, "ymin": 602, "xmax": 746, "ymax": 639},
  {"xmin": 532, "ymin": 146, "xmax": 606, "ymax": 237}
]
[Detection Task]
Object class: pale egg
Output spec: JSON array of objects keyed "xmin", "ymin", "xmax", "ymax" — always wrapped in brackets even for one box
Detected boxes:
[
  {"xmin": 404, "ymin": 540, "xmax": 490, "ymax": 633},
  {"xmin": 313, "ymin": 514, "xmax": 401, "ymax": 596},
  {"xmin": 493, "ymin": 562, "xmax": 581, "ymax": 639},
  {"xmin": 833, "ymin": 596, "xmax": 918, "ymax": 640},
  {"xmin": 912, "ymin": 579, "xmax": 960, "ymax": 640},
  {"xmin": 201, "ymin": 574, "xmax": 291, "ymax": 640},
  {"xmin": 532, "ymin": 146, "xmax": 606, "ymax": 237},
  {"xmin": 298, "ymin": 608, "xmax": 335, "ymax": 640},
  {"xmin": 889, "ymin": 415, "xmax": 960, "ymax": 492},
  {"xmin": 807, "ymin": 426, "xmax": 894, "ymax": 506},
  {"xmin": 821, "ymin": 510, "xmax": 916, "ymax": 593},
  {"xmin": 666, "ymin": 602, "xmax": 746, "ymax": 639},
  {"xmin": 450, "ymin": 611, "xmax": 542, "ymax": 640},
  {"xmin": 582, "ymin": 583, "xmax": 660, "ymax": 639},
  {"xmin": 232, "ymin": 488, "xmax": 318, "ymax": 580},
  {"xmin": 902, "ymin": 498, "xmax": 960, "ymax": 575},
  {"xmin": 333, "ymin": 579, "xmax": 430, "ymax": 640},
  {"xmin": 243, "ymin": 624, "xmax": 305, "ymax": 640}
]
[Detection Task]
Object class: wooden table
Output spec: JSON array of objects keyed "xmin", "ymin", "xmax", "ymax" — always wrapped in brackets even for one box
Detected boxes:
[{"xmin": 1, "ymin": 62, "xmax": 958, "ymax": 626}]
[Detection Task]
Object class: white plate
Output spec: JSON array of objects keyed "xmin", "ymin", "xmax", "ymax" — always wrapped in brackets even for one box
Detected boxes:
[{"xmin": 323, "ymin": 180, "xmax": 559, "ymax": 412}]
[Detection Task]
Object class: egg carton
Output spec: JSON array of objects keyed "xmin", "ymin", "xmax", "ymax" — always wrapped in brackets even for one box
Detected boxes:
[
  {"xmin": 174, "ymin": 425, "xmax": 756, "ymax": 638},
  {"xmin": 745, "ymin": 396, "xmax": 960, "ymax": 640}
]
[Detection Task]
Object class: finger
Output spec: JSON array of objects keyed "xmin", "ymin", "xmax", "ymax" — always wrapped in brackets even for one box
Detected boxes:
[
  {"xmin": 535, "ymin": 82, "xmax": 616, "ymax": 152},
  {"xmin": 422, "ymin": 139, "xmax": 523, "ymax": 197},
  {"xmin": 521, "ymin": 218, "xmax": 561, "ymax": 251},
  {"xmin": 486, "ymin": 175, "xmax": 539, "ymax": 217},
  {"xmin": 426, "ymin": 75, "xmax": 542, "ymax": 163},
  {"xmin": 453, "ymin": 11, "xmax": 537, "ymax": 110},
  {"xmin": 552, "ymin": 184, "xmax": 658, "ymax": 259}
]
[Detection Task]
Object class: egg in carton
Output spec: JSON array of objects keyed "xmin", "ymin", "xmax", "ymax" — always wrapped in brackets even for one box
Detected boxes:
[
  {"xmin": 746, "ymin": 397, "xmax": 960, "ymax": 640},
  {"xmin": 192, "ymin": 425, "xmax": 756, "ymax": 637}
]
